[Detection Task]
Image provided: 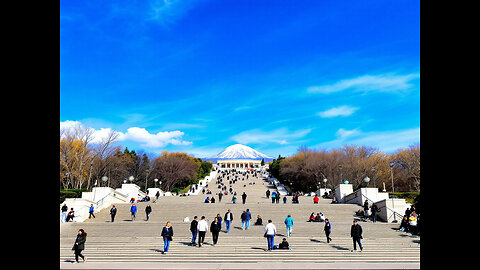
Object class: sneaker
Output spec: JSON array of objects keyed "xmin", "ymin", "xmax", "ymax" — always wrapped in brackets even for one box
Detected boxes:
[{"xmin": 83, "ymin": 257, "xmax": 87, "ymax": 263}]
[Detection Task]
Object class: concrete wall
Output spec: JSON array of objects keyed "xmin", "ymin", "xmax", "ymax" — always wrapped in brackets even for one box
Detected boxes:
[
  {"xmin": 334, "ymin": 184, "xmax": 353, "ymax": 203},
  {"xmin": 376, "ymin": 198, "xmax": 411, "ymax": 223}
]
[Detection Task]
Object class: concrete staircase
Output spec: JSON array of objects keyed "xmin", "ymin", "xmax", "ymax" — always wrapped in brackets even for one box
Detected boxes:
[{"xmin": 60, "ymin": 170, "xmax": 420, "ymax": 267}]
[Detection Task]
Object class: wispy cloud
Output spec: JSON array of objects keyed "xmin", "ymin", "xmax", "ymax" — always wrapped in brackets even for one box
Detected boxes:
[
  {"xmin": 318, "ymin": 105, "xmax": 359, "ymax": 118},
  {"xmin": 307, "ymin": 73, "xmax": 419, "ymax": 94},
  {"xmin": 230, "ymin": 128, "xmax": 312, "ymax": 145},
  {"xmin": 148, "ymin": 0, "xmax": 199, "ymax": 26},
  {"xmin": 317, "ymin": 127, "xmax": 420, "ymax": 153}
]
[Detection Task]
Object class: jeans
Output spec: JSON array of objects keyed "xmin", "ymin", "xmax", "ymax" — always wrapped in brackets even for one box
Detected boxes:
[
  {"xmin": 246, "ymin": 219, "xmax": 250, "ymax": 229},
  {"xmin": 353, "ymin": 237, "xmax": 363, "ymax": 250},
  {"xmin": 266, "ymin": 234, "xmax": 275, "ymax": 250},
  {"xmin": 191, "ymin": 230, "xmax": 197, "ymax": 243},
  {"xmin": 286, "ymin": 225, "xmax": 292, "ymax": 237},
  {"xmin": 225, "ymin": 220, "xmax": 231, "ymax": 232},
  {"xmin": 242, "ymin": 220, "xmax": 246, "ymax": 229},
  {"xmin": 131, "ymin": 212, "xmax": 136, "ymax": 220},
  {"xmin": 163, "ymin": 236, "xmax": 170, "ymax": 252},
  {"xmin": 372, "ymin": 212, "xmax": 377, "ymax": 223},
  {"xmin": 61, "ymin": 212, "xmax": 67, "ymax": 223}
]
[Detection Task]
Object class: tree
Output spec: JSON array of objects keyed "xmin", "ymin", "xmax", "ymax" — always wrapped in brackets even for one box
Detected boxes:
[
  {"xmin": 151, "ymin": 151, "xmax": 199, "ymax": 191},
  {"xmin": 261, "ymin": 158, "xmax": 265, "ymax": 166}
]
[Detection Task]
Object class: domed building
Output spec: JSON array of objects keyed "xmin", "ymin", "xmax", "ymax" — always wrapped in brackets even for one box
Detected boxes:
[{"xmin": 215, "ymin": 144, "xmax": 272, "ymax": 169}]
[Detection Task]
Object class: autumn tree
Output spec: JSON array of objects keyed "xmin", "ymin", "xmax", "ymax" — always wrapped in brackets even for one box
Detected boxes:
[{"xmin": 151, "ymin": 151, "xmax": 199, "ymax": 192}]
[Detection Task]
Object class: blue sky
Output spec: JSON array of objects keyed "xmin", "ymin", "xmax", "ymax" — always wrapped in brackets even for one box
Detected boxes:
[{"xmin": 60, "ymin": 0, "xmax": 420, "ymax": 158}]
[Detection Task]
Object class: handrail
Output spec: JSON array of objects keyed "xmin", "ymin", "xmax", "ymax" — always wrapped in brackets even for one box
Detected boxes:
[{"xmin": 361, "ymin": 194, "xmax": 403, "ymax": 221}]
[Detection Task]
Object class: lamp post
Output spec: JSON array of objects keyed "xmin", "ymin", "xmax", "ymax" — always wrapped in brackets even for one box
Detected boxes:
[
  {"xmin": 389, "ymin": 162, "xmax": 397, "ymax": 222},
  {"xmin": 364, "ymin": 176, "xmax": 370, "ymax": 200},
  {"xmin": 129, "ymin": 175, "xmax": 134, "ymax": 183},
  {"xmin": 323, "ymin": 178, "xmax": 327, "ymax": 195},
  {"xmin": 339, "ymin": 164, "xmax": 343, "ymax": 183},
  {"xmin": 145, "ymin": 168, "xmax": 150, "ymax": 193},
  {"xmin": 154, "ymin": 178, "xmax": 158, "ymax": 188},
  {"xmin": 101, "ymin": 176, "xmax": 108, "ymax": 188}
]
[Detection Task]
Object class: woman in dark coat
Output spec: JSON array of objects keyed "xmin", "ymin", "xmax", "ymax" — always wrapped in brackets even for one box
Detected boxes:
[
  {"xmin": 210, "ymin": 217, "xmax": 221, "ymax": 245},
  {"xmin": 161, "ymin": 221, "xmax": 173, "ymax": 253},
  {"xmin": 72, "ymin": 229, "xmax": 87, "ymax": 263}
]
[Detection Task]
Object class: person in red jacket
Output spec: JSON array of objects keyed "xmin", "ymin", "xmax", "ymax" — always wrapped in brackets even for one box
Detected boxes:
[{"xmin": 313, "ymin": 195, "xmax": 319, "ymax": 204}]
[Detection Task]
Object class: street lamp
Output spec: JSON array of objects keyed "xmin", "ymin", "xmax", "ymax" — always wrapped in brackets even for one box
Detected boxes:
[
  {"xmin": 154, "ymin": 178, "xmax": 158, "ymax": 188},
  {"xmin": 389, "ymin": 162, "xmax": 397, "ymax": 222},
  {"xmin": 145, "ymin": 168, "xmax": 150, "ymax": 193},
  {"xmin": 323, "ymin": 178, "xmax": 327, "ymax": 193},
  {"xmin": 364, "ymin": 176, "xmax": 370, "ymax": 200},
  {"xmin": 101, "ymin": 176, "xmax": 108, "ymax": 187},
  {"xmin": 363, "ymin": 176, "xmax": 370, "ymax": 187},
  {"xmin": 129, "ymin": 176, "xmax": 134, "ymax": 183},
  {"xmin": 339, "ymin": 164, "xmax": 343, "ymax": 183}
]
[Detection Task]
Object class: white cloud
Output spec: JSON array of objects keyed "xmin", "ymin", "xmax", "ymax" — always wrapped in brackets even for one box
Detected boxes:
[
  {"xmin": 230, "ymin": 128, "xmax": 311, "ymax": 145},
  {"xmin": 60, "ymin": 121, "xmax": 192, "ymax": 148},
  {"xmin": 307, "ymin": 73, "xmax": 419, "ymax": 94},
  {"xmin": 318, "ymin": 105, "xmax": 359, "ymax": 118}
]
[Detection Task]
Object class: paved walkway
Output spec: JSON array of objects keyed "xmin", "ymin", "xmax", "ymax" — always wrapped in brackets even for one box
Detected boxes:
[{"xmin": 60, "ymin": 170, "xmax": 420, "ymax": 269}]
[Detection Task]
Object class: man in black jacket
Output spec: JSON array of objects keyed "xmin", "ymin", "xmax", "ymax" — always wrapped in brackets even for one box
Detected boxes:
[
  {"xmin": 350, "ymin": 220, "xmax": 363, "ymax": 251},
  {"xmin": 242, "ymin": 192, "xmax": 247, "ymax": 204},
  {"xmin": 110, "ymin": 205, "xmax": 117, "ymax": 223},
  {"xmin": 190, "ymin": 216, "xmax": 198, "ymax": 246},
  {"xmin": 224, "ymin": 210, "xmax": 233, "ymax": 233}
]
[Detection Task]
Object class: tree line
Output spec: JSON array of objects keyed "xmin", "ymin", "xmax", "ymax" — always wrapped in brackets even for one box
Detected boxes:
[
  {"xmin": 268, "ymin": 144, "xmax": 420, "ymax": 193},
  {"xmin": 60, "ymin": 124, "xmax": 212, "ymax": 192}
]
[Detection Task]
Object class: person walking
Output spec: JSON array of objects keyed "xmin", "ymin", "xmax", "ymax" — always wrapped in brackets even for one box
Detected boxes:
[
  {"xmin": 324, "ymin": 218, "xmax": 332, "ymax": 243},
  {"xmin": 216, "ymin": 213, "xmax": 223, "ymax": 230},
  {"xmin": 232, "ymin": 195, "xmax": 237, "ymax": 204},
  {"xmin": 61, "ymin": 203, "xmax": 68, "ymax": 223},
  {"xmin": 197, "ymin": 216, "xmax": 208, "ymax": 247},
  {"xmin": 145, "ymin": 204, "xmax": 152, "ymax": 221},
  {"xmin": 224, "ymin": 210, "xmax": 233, "ymax": 233},
  {"xmin": 161, "ymin": 221, "xmax": 173, "ymax": 253},
  {"xmin": 283, "ymin": 196, "xmax": 287, "ymax": 204},
  {"xmin": 88, "ymin": 204, "xmax": 95, "ymax": 219},
  {"xmin": 371, "ymin": 203, "xmax": 379, "ymax": 223},
  {"xmin": 190, "ymin": 216, "xmax": 198, "ymax": 246},
  {"xmin": 241, "ymin": 210, "xmax": 247, "ymax": 230},
  {"xmin": 265, "ymin": 220, "xmax": 277, "ymax": 251},
  {"xmin": 245, "ymin": 209, "xmax": 252, "ymax": 230},
  {"xmin": 130, "ymin": 203, "xmax": 137, "ymax": 221},
  {"xmin": 284, "ymin": 215, "xmax": 294, "ymax": 237},
  {"xmin": 271, "ymin": 192, "xmax": 276, "ymax": 204},
  {"xmin": 210, "ymin": 217, "xmax": 221, "ymax": 246},
  {"xmin": 266, "ymin": 189, "xmax": 270, "ymax": 199},
  {"xmin": 72, "ymin": 229, "xmax": 87, "ymax": 263},
  {"xmin": 276, "ymin": 193, "xmax": 280, "ymax": 204},
  {"xmin": 110, "ymin": 205, "xmax": 117, "ymax": 222},
  {"xmin": 242, "ymin": 192, "xmax": 247, "ymax": 204},
  {"xmin": 218, "ymin": 192, "xmax": 223, "ymax": 202},
  {"xmin": 350, "ymin": 220, "xmax": 363, "ymax": 252}
]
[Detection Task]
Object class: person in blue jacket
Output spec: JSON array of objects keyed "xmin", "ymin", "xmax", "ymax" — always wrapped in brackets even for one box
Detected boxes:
[
  {"xmin": 88, "ymin": 204, "xmax": 95, "ymax": 219},
  {"xmin": 284, "ymin": 214, "xmax": 294, "ymax": 237},
  {"xmin": 130, "ymin": 203, "xmax": 137, "ymax": 221}
]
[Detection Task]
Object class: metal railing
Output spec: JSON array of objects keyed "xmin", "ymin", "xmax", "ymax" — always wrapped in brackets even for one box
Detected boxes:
[{"xmin": 361, "ymin": 194, "xmax": 403, "ymax": 222}]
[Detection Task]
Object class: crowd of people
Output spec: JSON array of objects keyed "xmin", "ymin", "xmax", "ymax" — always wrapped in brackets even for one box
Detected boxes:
[{"xmin": 62, "ymin": 168, "xmax": 420, "ymax": 263}]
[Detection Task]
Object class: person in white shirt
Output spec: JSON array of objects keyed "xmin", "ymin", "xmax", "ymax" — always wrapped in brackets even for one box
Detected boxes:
[
  {"xmin": 197, "ymin": 216, "xmax": 209, "ymax": 247},
  {"xmin": 264, "ymin": 219, "xmax": 277, "ymax": 251}
]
